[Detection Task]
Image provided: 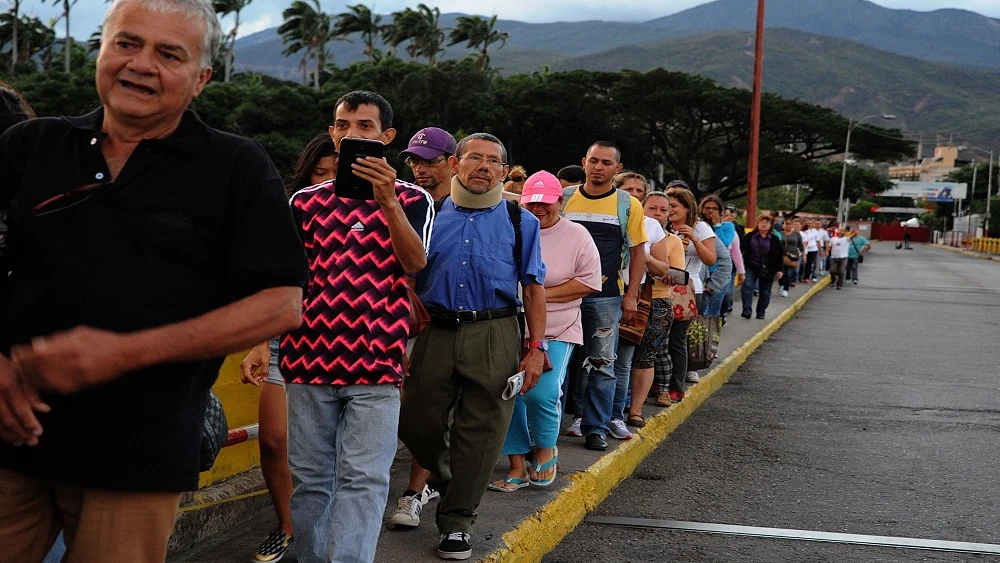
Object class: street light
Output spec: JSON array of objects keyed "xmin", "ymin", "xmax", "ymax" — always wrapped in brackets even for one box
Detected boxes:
[
  {"xmin": 837, "ymin": 114, "xmax": 896, "ymax": 227},
  {"xmin": 959, "ymin": 146, "xmax": 994, "ymax": 237}
]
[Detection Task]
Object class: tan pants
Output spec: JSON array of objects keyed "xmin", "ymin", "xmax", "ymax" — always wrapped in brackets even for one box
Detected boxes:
[{"xmin": 0, "ymin": 469, "xmax": 182, "ymax": 563}]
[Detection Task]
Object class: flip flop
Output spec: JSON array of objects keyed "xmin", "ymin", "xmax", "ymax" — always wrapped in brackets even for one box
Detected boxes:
[
  {"xmin": 487, "ymin": 476, "xmax": 529, "ymax": 493},
  {"xmin": 528, "ymin": 446, "xmax": 558, "ymax": 487}
]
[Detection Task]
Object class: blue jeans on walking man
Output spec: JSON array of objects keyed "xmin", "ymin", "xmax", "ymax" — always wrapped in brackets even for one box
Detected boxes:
[
  {"xmin": 287, "ymin": 383, "xmax": 400, "ymax": 563},
  {"xmin": 574, "ymin": 296, "xmax": 622, "ymax": 438},
  {"xmin": 741, "ymin": 267, "xmax": 775, "ymax": 317}
]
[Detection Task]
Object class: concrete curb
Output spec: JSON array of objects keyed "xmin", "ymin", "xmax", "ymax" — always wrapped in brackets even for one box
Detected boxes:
[
  {"xmin": 168, "ymin": 470, "xmax": 269, "ymax": 553},
  {"xmin": 927, "ymin": 243, "xmax": 1000, "ymax": 262},
  {"xmin": 481, "ymin": 276, "xmax": 832, "ymax": 563}
]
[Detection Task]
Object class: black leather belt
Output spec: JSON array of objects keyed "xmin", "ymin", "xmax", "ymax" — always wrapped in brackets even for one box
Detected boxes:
[{"xmin": 427, "ymin": 306, "xmax": 519, "ymax": 328}]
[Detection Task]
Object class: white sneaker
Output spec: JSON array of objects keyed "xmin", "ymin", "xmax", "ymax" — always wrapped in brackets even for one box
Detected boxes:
[
  {"xmin": 608, "ymin": 419, "xmax": 633, "ymax": 440},
  {"xmin": 686, "ymin": 371, "xmax": 700, "ymax": 383},
  {"xmin": 421, "ymin": 484, "xmax": 440, "ymax": 505},
  {"xmin": 564, "ymin": 417, "xmax": 583, "ymax": 437},
  {"xmin": 780, "ymin": 289, "xmax": 788, "ymax": 297},
  {"xmin": 389, "ymin": 492, "xmax": 422, "ymax": 528}
]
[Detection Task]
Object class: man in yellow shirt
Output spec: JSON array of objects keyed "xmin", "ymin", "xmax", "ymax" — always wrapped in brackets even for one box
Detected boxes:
[{"xmin": 561, "ymin": 141, "xmax": 647, "ymax": 451}]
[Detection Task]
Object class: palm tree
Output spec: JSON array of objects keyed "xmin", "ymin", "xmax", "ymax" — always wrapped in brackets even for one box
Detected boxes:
[
  {"xmin": 49, "ymin": 0, "xmax": 79, "ymax": 72},
  {"xmin": 0, "ymin": 14, "xmax": 55, "ymax": 70},
  {"xmin": 213, "ymin": 0, "xmax": 253, "ymax": 82},
  {"xmin": 6, "ymin": 0, "xmax": 24, "ymax": 73},
  {"xmin": 87, "ymin": 25, "xmax": 101, "ymax": 56},
  {"xmin": 384, "ymin": 4, "xmax": 443, "ymax": 65},
  {"xmin": 448, "ymin": 14, "xmax": 509, "ymax": 70},
  {"xmin": 333, "ymin": 4, "xmax": 382, "ymax": 63},
  {"xmin": 278, "ymin": 0, "xmax": 334, "ymax": 90}
]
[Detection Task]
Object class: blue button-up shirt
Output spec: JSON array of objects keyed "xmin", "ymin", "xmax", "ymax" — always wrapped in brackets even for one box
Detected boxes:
[{"xmin": 417, "ymin": 200, "xmax": 546, "ymax": 311}]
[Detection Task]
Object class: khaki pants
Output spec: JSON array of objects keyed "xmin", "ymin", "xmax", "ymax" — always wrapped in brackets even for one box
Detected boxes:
[
  {"xmin": 0, "ymin": 469, "xmax": 182, "ymax": 563},
  {"xmin": 399, "ymin": 316, "xmax": 520, "ymax": 534}
]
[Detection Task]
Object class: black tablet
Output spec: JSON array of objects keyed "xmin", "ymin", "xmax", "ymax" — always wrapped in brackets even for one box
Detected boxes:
[{"xmin": 335, "ymin": 137, "xmax": 385, "ymax": 200}]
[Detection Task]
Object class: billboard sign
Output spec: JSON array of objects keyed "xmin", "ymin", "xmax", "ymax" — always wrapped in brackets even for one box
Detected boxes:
[{"xmin": 882, "ymin": 181, "xmax": 967, "ymax": 202}]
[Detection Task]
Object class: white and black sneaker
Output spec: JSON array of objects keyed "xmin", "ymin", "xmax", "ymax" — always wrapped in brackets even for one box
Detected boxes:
[
  {"xmin": 438, "ymin": 532, "xmax": 472, "ymax": 560},
  {"xmin": 421, "ymin": 484, "xmax": 440, "ymax": 505},
  {"xmin": 389, "ymin": 491, "xmax": 423, "ymax": 528}
]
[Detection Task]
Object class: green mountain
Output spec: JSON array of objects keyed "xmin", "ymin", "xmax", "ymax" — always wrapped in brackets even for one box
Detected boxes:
[{"xmin": 490, "ymin": 27, "xmax": 1000, "ymax": 148}]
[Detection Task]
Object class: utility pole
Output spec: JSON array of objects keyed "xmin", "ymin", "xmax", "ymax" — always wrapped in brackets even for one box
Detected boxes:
[{"xmin": 745, "ymin": 0, "xmax": 766, "ymax": 231}]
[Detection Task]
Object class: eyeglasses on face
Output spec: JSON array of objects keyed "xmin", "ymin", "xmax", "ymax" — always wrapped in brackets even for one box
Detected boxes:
[
  {"xmin": 702, "ymin": 206, "xmax": 720, "ymax": 212},
  {"xmin": 406, "ymin": 156, "xmax": 447, "ymax": 168},
  {"xmin": 32, "ymin": 181, "xmax": 111, "ymax": 217},
  {"xmin": 459, "ymin": 154, "xmax": 505, "ymax": 168}
]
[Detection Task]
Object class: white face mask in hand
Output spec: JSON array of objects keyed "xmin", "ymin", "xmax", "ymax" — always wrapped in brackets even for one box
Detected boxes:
[{"xmin": 503, "ymin": 371, "xmax": 526, "ymax": 400}]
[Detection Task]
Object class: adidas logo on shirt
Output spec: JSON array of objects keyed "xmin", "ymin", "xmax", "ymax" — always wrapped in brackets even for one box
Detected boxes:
[{"xmin": 351, "ymin": 221, "xmax": 365, "ymax": 232}]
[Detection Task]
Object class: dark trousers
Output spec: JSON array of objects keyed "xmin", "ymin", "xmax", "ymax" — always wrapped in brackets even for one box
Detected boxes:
[
  {"xmin": 829, "ymin": 257, "xmax": 847, "ymax": 288},
  {"xmin": 846, "ymin": 257, "xmax": 860, "ymax": 281},
  {"xmin": 802, "ymin": 251, "xmax": 818, "ymax": 280},
  {"xmin": 741, "ymin": 266, "xmax": 774, "ymax": 316}
]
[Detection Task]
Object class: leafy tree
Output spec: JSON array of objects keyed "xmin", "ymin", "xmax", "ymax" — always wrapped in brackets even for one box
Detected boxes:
[
  {"xmin": 384, "ymin": 4, "xmax": 443, "ymax": 65},
  {"xmin": 448, "ymin": 15, "xmax": 508, "ymax": 70},
  {"xmin": 0, "ymin": 14, "xmax": 56, "ymax": 72},
  {"xmin": 213, "ymin": 0, "xmax": 253, "ymax": 83},
  {"xmin": 278, "ymin": 0, "xmax": 335, "ymax": 90},
  {"xmin": 5, "ymin": 0, "xmax": 23, "ymax": 73},
  {"xmin": 334, "ymin": 4, "xmax": 383, "ymax": 63},
  {"xmin": 49, "ymin": 0, "xmax": 78, "ymax": 72}
]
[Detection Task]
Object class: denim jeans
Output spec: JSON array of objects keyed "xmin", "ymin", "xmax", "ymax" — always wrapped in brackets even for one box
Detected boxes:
[
  {"xmin": 846, "ymin": 258, "xmax": 860, "ymax": 281},
  {"xmin": 830, "ymin": 257, "xmax": 848, "ymax": 288},
  {"xmin": 741, "ymin": 267, "xmax": 775, "ymax": 316},
  {"xmin": 502, "ymin": 340, "xmax": 575, "ymax": 453},
  {"xmin": 611, "ymin": 340, "xmax": 636, "ymax": 422},
  {"xmin": 576, "ymin": 296, "xmax": 622, "ymax": 438},
  {"xmin": 287, "ymin": 383, "xmax": 400, "ymax": 563},
  {"xmin": 701, "ymin": 286, "xmax": 727, "ymax": 317}
]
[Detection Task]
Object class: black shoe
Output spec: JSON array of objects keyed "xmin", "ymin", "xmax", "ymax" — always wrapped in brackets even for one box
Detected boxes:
[
  {"xmin": 252, "ymin": 528, "xmax": 293, "ymax": 562},
  {"xmin": 756, "ymin": 313, "xmax": 765, "ymax": 319},
  {"xmin": 741, "ymin": 311, "xmax": 752, "ymax": 319},
  {"xmin": 584, "ymin": 432, "xmax": 608, "ymax": 451},
  {"xmin": 438, "ymin": 532, "xmax": 472, "ymax": 560}
]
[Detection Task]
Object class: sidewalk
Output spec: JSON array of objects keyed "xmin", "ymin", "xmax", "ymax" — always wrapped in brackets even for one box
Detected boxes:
[
  {"xmin": 168, "ymin": 272, "xmax": 832, "ymax": 563},
  {"xmin": 928, "ymin": 242, "xmax": 1000, "ymax": 263}
]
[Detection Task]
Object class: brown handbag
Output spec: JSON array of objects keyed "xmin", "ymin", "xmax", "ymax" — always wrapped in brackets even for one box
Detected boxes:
[
  {"xmin": 619, "ymin": 279, "xmax": 654, "ymax": 345},
  {"xmin": 407, "ymin": 284, "xmax": 430, "ymax": 338}
]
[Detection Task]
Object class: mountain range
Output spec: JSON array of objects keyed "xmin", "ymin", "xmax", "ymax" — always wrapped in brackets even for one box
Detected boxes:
[{"xmin": 232, "ymin": 0, "xmax": 1000, "ymax": 147}]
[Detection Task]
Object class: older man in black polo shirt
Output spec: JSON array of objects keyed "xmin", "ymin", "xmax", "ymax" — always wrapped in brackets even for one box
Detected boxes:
[{"xmin": 0, "ymin": 1, "xmax": 306, "ymax": 562}]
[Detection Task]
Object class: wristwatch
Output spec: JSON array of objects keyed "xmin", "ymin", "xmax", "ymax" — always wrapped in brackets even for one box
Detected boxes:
[{"xmin": 528, "ymin": 340, "xmax": 549, "ymax": 352}]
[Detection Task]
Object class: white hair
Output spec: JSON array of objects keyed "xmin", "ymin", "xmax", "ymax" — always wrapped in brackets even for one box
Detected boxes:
[{"xmin": 103, "ymin": 0, "xmax": 223, "ymax": 68}]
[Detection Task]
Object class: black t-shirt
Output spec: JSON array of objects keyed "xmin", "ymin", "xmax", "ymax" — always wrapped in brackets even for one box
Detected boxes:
[{"xmin": 0, "ymin": 108, "xmax": 307, "ymax": 491}]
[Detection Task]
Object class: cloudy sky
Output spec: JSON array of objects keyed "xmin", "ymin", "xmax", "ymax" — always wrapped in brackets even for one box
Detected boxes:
[{"xmin": 21, "ymin": 0, "xmax": 1000, "ymax": 41}]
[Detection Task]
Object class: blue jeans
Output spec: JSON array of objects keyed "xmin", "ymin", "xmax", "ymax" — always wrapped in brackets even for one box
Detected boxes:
[
  {"xmin": 741, "ymin": 267, "xmax": 775, "ymax": 317},
  {"xmin": 287, "ymin": 383, "xmax": 400, "ymax": 563},
  {"xmin": 575, "ymin": 296, "xmax": 622, "ymax": 438},
  {"xmin": 611, "ymin": 340, "xmax": 636, "ymax": 422},
  {"xmin": 701, "ymin": 285, "xmax": 727, "ymax": 317},
  {"xmin": 502, "ymin": 341, "xmax": 575, "ymax": 453}
]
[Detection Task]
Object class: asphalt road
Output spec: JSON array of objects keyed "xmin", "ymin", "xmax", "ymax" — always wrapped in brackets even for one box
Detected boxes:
[{"xmin": 546, "ymin": 242, "xmax": 1000, "ymax": 563}]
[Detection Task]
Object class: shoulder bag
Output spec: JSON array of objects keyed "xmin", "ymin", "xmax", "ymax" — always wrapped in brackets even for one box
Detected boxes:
[{"xmin": 619, "ymin": 279, "xmax": 654, "ymax": 345}]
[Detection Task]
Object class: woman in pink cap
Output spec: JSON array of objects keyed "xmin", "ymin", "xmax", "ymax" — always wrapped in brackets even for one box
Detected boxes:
[{"xmin": 488, "ymin": 171, "xmax": 602, "ymax": 491}]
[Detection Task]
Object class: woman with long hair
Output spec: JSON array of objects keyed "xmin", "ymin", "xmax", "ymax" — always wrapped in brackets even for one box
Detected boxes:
[
  {"xmin": 740, "ymin": 213, "xmax": 785, "ymax": 319},
  {"xmin": 239, "ymin": 132, "xmax": 337, "ymax": 563},
  {"xmin": 699, "ymin": 195, "xmax": 744, "ymax": 318},
  {"xmin": 652, "ymin": 184, "xmax": 715, "ymax": 405}
]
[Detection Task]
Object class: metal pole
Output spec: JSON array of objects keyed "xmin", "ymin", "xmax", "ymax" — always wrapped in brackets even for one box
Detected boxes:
[
  {"xmin": 837, "ymin": 120, "xmax": 853, "ymax": 227},
  {"xmin": 794, "ymin": 184, "xmax": 800, "ymax": 209},
  {"xmin": 971, "ymin": 164, "xmax": 978, "ymax": 236},
  {"xmin": 746, "ymin": 0, "xmax": 766, "ymax": 229},
  {"xmin": 986, "ymin": 151, "xmax": 994, "ymax": 237}
]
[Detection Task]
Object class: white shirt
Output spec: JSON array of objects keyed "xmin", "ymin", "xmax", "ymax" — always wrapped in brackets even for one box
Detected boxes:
[
  {"xmin": 683, "ymin": 221, "xmax": 716, "ymax": 294},
  {"xmin": 803, "ymin": 229, "xmax": 818, "ymax": 252},
  {"xmin": 623, "ymin": 217, "xmax": 665, "ymax": 286},
  {"xmin": 816, "ymin": 229, "xmax": 830, "ymax": 249},
  {"xmin": 830, "ymin": 236, "xmax": 850, "ymax": 259}
]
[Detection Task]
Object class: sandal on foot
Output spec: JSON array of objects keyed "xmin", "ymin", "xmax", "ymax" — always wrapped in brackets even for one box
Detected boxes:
[
  {"xmin": 528, "ymin": 447, "xmax": 558, "ymax": 487},
  {"xmin": 626, "ymin": 414, "xmax": 646, "ymax": 428},
  {"xmin": 487, "ymin": 475, "xmax": 529, "ymax": 492}
]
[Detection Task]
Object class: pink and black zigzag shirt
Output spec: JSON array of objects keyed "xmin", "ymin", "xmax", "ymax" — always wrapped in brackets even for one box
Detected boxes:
[{"xmin": 280, "ymin": 180, "xmax": 434, "ymax": 386}]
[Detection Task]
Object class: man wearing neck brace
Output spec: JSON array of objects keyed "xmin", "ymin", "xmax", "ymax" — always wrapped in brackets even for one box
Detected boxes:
[{"xmin": 399, "ymin": 133, "xmax": 547, "ymax": 561}]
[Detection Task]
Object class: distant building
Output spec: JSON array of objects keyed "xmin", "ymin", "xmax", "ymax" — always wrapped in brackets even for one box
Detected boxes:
[{"xmin": 888, "ymin": 145, "xmax": 967, "ymax": 183}]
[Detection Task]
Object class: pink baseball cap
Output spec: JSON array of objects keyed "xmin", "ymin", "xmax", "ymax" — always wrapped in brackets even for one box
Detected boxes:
[{"xmin": 520, "ymin": 171, "xmax": 562, "ymax": 205}]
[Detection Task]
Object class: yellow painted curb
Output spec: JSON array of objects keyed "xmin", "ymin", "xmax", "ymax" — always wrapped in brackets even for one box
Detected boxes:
[
  {"xmin": 482, "ymin": 276, "xmax": 831, "ymax": 563},
  {"xmin": 927, "ymin": 243, "xmax": 1000, "ymax": 262}
]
